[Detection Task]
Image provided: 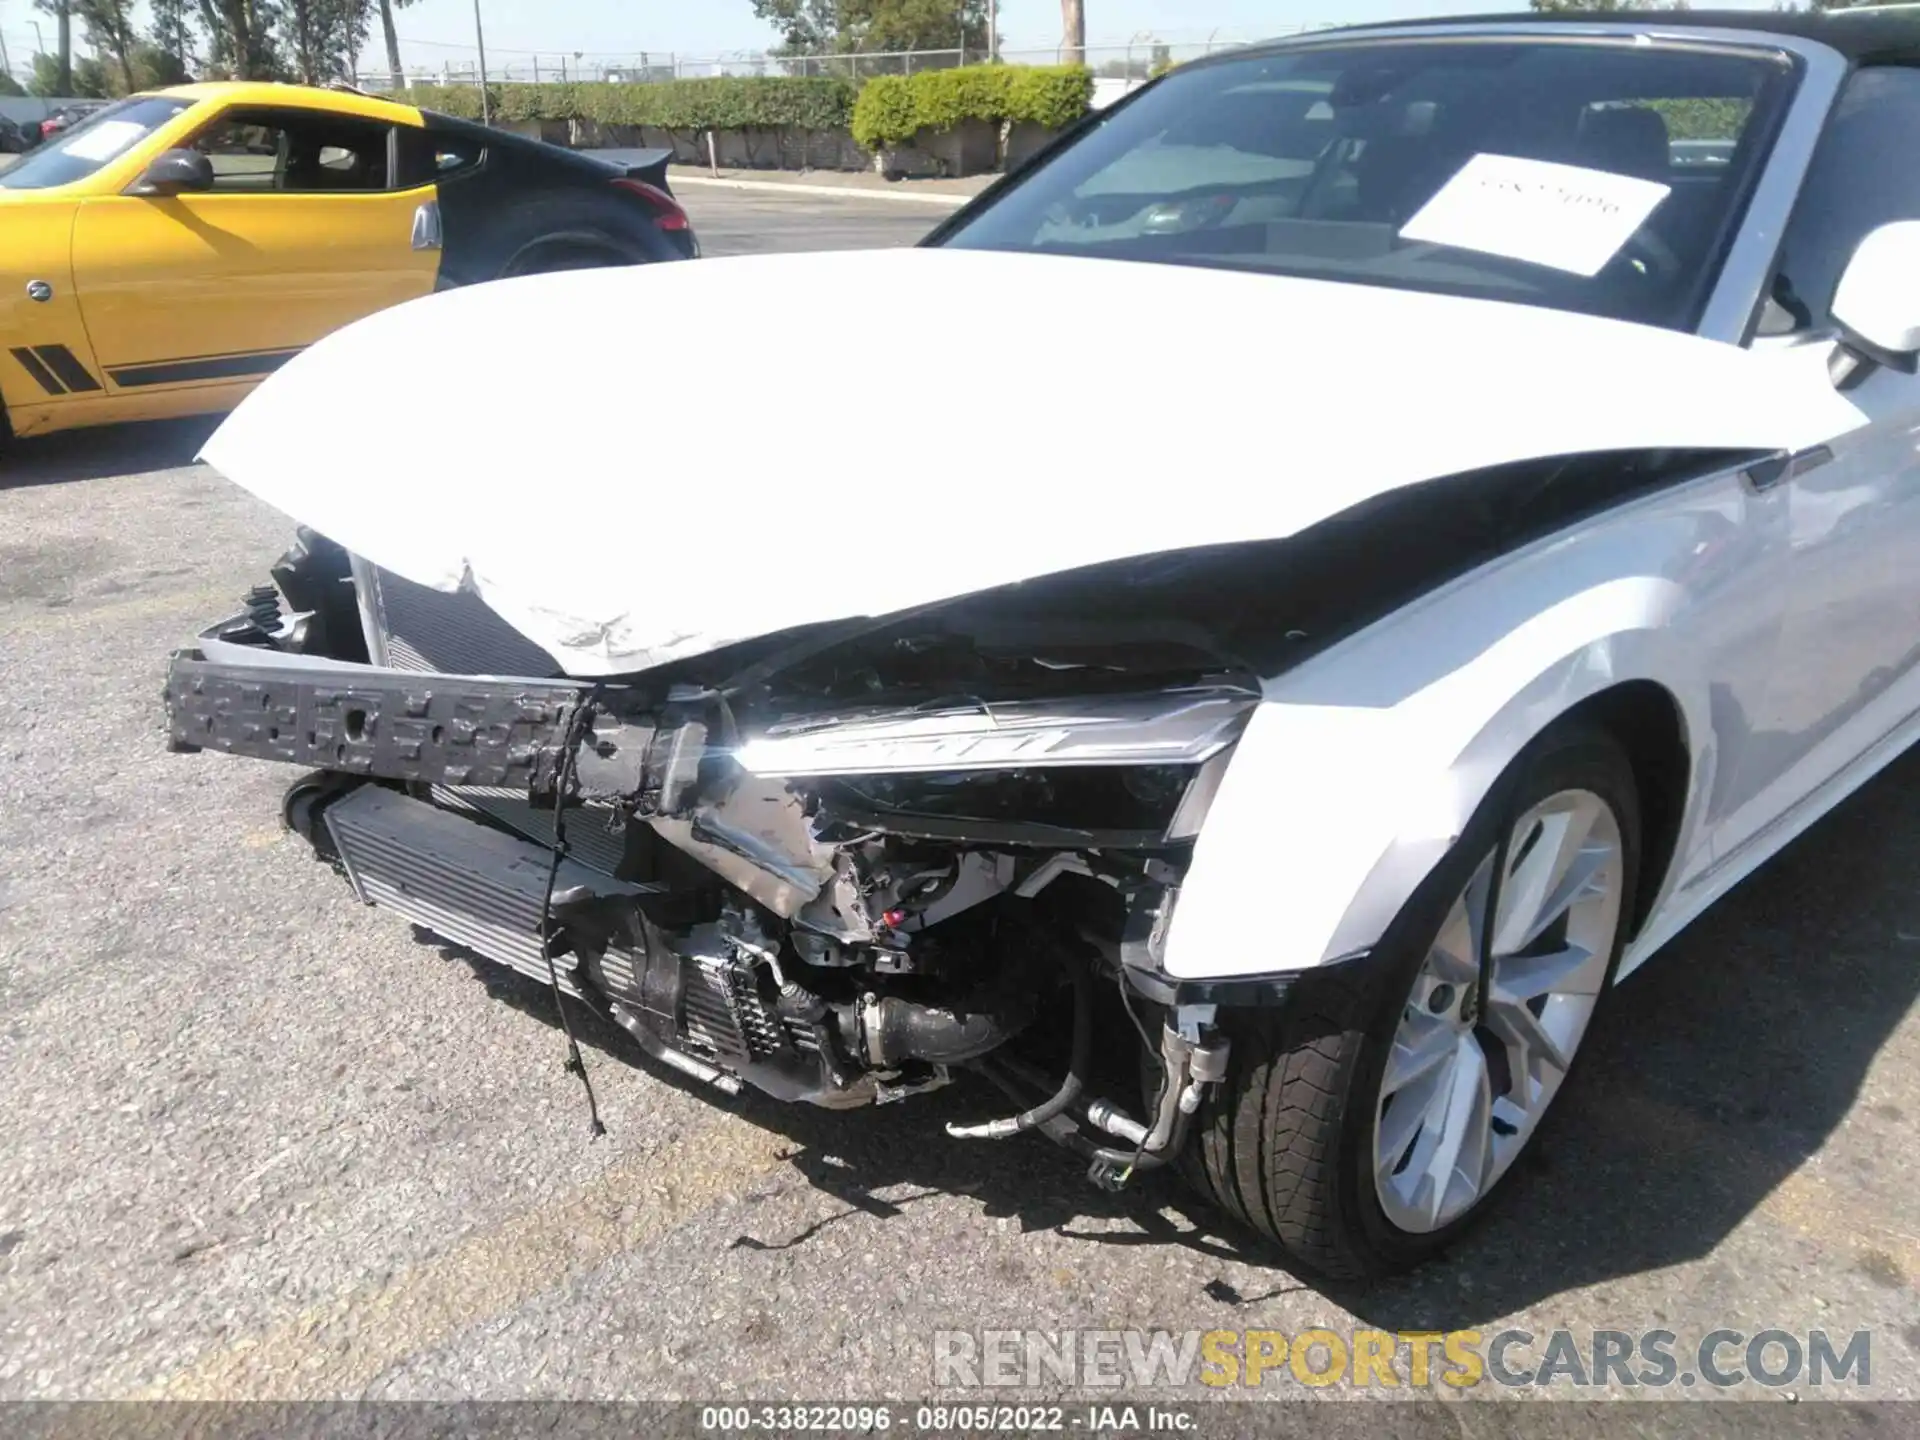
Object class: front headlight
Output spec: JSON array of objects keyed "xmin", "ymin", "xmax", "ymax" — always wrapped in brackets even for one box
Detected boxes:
[{"xmin": 732, "ymin": 686, "xmax": 1255, "ymax": 778}]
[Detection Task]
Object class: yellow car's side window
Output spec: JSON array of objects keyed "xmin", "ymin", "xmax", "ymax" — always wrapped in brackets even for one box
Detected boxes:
[
  {"xmin": 188, "ymin": 108, "xmax": 397, "ymax": 194},
  {"xmin": 194, "ymin": 119, "xmax": 281, "ymax": 190}
]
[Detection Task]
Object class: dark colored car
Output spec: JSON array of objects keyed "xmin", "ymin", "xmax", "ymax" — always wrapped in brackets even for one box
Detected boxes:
[
  {"xmin": 420, "ymin": 112, "xmax": 700, "ymax": 272},
  {"xmin": 36, "ymin": 101, "xmax": 107, "ymax": 144}
]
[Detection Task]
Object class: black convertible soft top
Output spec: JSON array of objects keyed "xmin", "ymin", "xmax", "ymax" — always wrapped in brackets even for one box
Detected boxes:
[{"xmin": 1272, "ymin": 9, "xmax": 1920, "ymax": 66}]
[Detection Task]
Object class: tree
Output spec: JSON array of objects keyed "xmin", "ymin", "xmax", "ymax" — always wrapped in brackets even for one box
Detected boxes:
[
  {"xmin": 282, "ymin": 0, "xmax": 369, "ymax": 83},
  {"xmin": 26, "ymin": 53, "xmax": 63, "ymax": 94},
  {"xmin": 75, "ymin": 0, "xmax": 137, "ymax": 93},
  {"xmin": 1527, "ymin": 1, "xmax": 1689, "ymax": 9},
  {"xmin": 150, "ymin": 0, "xmax": 198, "ymax": 76},
  {"xmin": 72, "ymin": 52, "xmax": 114, "ymax": 95},
  {"xmin": 752, "ymin": 0, "xmax": 989, "ymax": 56},
  {"xmin": 31, "ymin": 35, "xmax": 188, "ymax": 97},
  {"xmin": 1060, "ymin": 0, "xmax": 1084, "ymax": 66},
  {"xmin": 0, "ymin": 72, "xmax": 24, "ymax": 96},
  {"xmin": 860, "ymin": 0, "xmax": 987, "ymax": 52},
  {"xmin": 129, "ymin": 39, "xmax": 191, "ymax": 89},
  {"xmin": 377, "ymin": 0, "xmax": 417, "ymax": 89},
  {"xmin": 32, "ymin": 48, "xmax": 108, "ymax": 95},
  {"xmin": 751, "ymin": 0, "xmax": 834, "ymax": 54},
  {"xmin": 197, "ymin": 0, "xmax": 282, "ymax": 80}
]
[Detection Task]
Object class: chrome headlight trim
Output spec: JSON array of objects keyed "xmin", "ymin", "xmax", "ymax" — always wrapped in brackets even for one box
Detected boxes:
[{"xmin": 732, "ymin": 686, "xmax": 1257, "ymax": 778}]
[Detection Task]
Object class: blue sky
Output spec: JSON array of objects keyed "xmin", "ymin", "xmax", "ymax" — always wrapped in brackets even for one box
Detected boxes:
[
  {"xmin": 376, "ymin": 2, "xmax": 1522, "ymax": 60},
  {"xmin": 0, "ymin": 1, "xmax": 1790, "ymax": 75},
  {"xmin": 0, "ymin": 2, "xmax": 1523, "ymax": 72}
]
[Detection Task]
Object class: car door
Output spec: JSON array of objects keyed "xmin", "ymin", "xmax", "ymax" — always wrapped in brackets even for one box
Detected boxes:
[
  {"xmin": 0, "ymin": 95, "xmax": 201, "ymax": 427},
  {"xmin": 1717, "ymin": 63, "xmax": 1920, "ymax": 869},
  {"xmin": 68, "ymin": 102, "xmax": 440, "ymax": 397}
]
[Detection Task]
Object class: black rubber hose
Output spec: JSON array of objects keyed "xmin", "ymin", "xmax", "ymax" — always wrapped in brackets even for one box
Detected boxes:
[
  {"xmin": 947, "ymin": 957, "xmax": 1092, "ymax": 1140},
  {"xmin": 870, "ymin": 998, "xmax": 1010, "ymax": 1064},
  {"xmin": 976, "ymin": 1052, "xmax": 1192, "ymax": 1173},
  {"xmin": 975, "ymin": 1060, "xmax": 1100, "ymax": 1156},
  {"xmin": 839, "ymin": 963, "xmax": 1039, "ymax": 1067}
]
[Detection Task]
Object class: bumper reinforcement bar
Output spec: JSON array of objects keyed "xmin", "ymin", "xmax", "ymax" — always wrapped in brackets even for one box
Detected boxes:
[{"xmin": 163, "ymin": 648, "xmax": 587, "ymax": 792}]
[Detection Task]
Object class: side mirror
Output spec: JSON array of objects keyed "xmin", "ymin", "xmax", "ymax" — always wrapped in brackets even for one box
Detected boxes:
[
  {"xmin": 130, "ymin": 148, "xmax": 214, "ymax": 197},
  {"xmin": 1830, "ymin": 220, "xmax": 1920, "ymax": 373}
]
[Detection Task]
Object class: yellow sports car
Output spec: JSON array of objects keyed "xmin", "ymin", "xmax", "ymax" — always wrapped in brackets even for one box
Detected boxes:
[{"xmin": 0, "ymin": 81, "xmax": 694, "ymax": 440}]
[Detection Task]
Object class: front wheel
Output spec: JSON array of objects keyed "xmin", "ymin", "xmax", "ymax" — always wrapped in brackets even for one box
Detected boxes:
[{"xmin": 1186, "ymin": 723, "xmax": 1641, "ymax": 1278}]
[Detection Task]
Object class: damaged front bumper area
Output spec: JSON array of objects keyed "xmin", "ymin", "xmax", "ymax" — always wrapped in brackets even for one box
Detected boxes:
[{"xmin": 164, "ymin": 570, "xmax": 1264, "ymax": 1186}]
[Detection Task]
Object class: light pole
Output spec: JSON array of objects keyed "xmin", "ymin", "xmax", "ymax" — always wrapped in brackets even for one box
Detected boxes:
[
  {"xmin": 473, "ymin": 0, "xmax": 492, "ymax": 125},
  {"xmin": 988, "ymin": 0, "xmax": 997, "ymax": 62}
]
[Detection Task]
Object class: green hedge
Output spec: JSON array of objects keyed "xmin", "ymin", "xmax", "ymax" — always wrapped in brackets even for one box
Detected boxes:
[
  {"xmin": 403, "ymin": 76, "xmax": 857, "ymax": 132},
  {"xmin": 401, "ymin": 65, "xmax": 1093, "ymax": 150},
  {"xmin": 849, "ymin": 77, "xmax": 918, "ymax": 150},
  {"xmin": 851, "ymin": 64, "xmax": 1093, "ymax": 149},
  {"xmin": 1649, "ymin": 97, "xmax": 1750, "ymax": 143}
]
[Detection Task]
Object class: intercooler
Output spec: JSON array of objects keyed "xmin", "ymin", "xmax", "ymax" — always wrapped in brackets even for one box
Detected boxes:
[
  {"xmin": 322, "ymin": 786, "xmax": 813, "ymax": 1066},
  {"xmin": 323, "ymin": 786, "xmax": 640, "ymax": 997},
  {"xmin": 335, "ymin": 569, "xmax": 823, "ymax": 1074},
  {"xmin": 430, "ymin": 785, "xmax": 629, "ymax": 879}
]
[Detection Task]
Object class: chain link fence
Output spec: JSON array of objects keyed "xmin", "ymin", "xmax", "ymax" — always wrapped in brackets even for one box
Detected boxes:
[{"xmin": 352, "ymin": 28, "xmax": 1339, "ymax": 92}]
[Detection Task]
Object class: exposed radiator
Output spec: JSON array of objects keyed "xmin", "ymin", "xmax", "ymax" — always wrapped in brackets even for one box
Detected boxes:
[
  {"xmin": 322, "ymin": 787, "xmax": 811, "ymax": 1066},
  {"xmin": 370, "ymin": 565, "xmax": 560, "ymax": 678},
  {"xmin": 431, "ymin": 785, "xmax": 629, "ymax": 879},
  {"xmin": 325, "ymin": 786, "xmax": 649, "ymax": 996}
]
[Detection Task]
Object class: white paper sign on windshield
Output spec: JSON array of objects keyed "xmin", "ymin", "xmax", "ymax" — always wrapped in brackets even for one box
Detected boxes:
[
  {"xmin": 59, "ymin": 119, "xmax": 149, "ymax": 163},
  {"xmin": 1398, "ymin": 153, "xmax": 1671, "ymax": 278}
]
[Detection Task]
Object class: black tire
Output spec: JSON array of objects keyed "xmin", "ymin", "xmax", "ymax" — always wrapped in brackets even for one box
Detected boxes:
[
  {"xmin": 1184, "ymin": 720, "xmax": 1643, "ymax": 1278},
  {"xmin": 500, "ymin": 236, "xmax": 642, "ymax": 278},
  {"xmin": 475, "ymin": 192, "xmax": 676, "ymax": 281}
]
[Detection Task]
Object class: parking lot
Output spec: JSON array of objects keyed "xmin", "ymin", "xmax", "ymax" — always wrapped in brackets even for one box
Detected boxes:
[{"xmin": 3, "ymin": 185, "xmax": 1919, "ymax": 1405}]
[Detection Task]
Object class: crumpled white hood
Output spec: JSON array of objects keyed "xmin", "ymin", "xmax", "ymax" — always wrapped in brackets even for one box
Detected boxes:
[{"xmin": 201, "ymin": 247, "xmax": 1865, "ymax": 676}]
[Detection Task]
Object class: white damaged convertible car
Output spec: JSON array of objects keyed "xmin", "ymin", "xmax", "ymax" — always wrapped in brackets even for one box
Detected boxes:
[{"xmin": 165, "ymin": 11, "xmax": 1920, "ymax": 1276}]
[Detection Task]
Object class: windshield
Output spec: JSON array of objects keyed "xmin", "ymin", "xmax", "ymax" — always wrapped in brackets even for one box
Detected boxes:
[
  {"xmin": 0, "ymin": 95, "xmax": 194, "ymax": 190},
  {"xmin": 937, "ymin": 39, "xmax": 1798, "ymax": 331}
]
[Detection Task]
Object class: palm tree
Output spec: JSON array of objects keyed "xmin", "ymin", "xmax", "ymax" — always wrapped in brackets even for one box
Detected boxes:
[
  {"xmin": 1060, "ymin": 0, "xmax": 1084, "ymax": 66},
  {"xmin": 378, "ymin": 0, "xmax": 415, "ymax": 90}
]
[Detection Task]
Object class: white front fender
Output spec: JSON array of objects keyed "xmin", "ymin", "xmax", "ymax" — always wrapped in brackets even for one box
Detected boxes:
[{"xmin": 1162, "ymin": 570, "xmax": 1708, "ymax": 981}]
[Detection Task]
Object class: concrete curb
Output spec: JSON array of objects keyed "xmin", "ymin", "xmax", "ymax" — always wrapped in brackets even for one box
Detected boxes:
[{"xmin": 669, "ymin": 173, "xmax": 974, "ymax": 207}]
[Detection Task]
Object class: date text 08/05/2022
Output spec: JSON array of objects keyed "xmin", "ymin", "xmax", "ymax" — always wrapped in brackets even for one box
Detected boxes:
[{"xmin": 698, "ymin": 1406, "xmax": 1197, "ymax": 1433}]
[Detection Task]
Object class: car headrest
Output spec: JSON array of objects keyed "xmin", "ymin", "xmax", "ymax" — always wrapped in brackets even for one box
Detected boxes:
[{"xmin": 1576, "ymin": 106, "xmax": 1671, "ymax": 181}]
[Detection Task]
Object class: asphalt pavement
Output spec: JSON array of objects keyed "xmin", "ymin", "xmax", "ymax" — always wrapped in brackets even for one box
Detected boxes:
[
  {"xmin": 669, "ymin": 183, "xmax": 944, "ymax": 255},
  {"xmin": 2, "ymin": 187, "xmax": 1919, "ymax": 1409}
]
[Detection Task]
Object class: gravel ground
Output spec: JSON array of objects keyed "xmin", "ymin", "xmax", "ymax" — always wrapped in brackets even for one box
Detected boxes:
[{"xmin": 1, "ymin": 191, "xmax": 1917, "ymax": 1411}]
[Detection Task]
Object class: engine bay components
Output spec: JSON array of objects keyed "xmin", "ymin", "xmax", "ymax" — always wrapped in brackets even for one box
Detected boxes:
[{"xmin": 161, "ymin": 543, "xmax": 1266, "ymax": 1193}]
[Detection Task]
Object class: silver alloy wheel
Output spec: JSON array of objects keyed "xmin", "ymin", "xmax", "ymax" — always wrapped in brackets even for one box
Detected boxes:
[{"xmin": 1372, "ymin": 787, "xmax": 1625, "ymax": 1234}]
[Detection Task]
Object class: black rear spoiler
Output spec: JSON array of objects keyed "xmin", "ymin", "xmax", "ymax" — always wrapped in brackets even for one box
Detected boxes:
[{"xmin": 622, "ymin": 147, "xmax": 675, "ymax": 195}]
